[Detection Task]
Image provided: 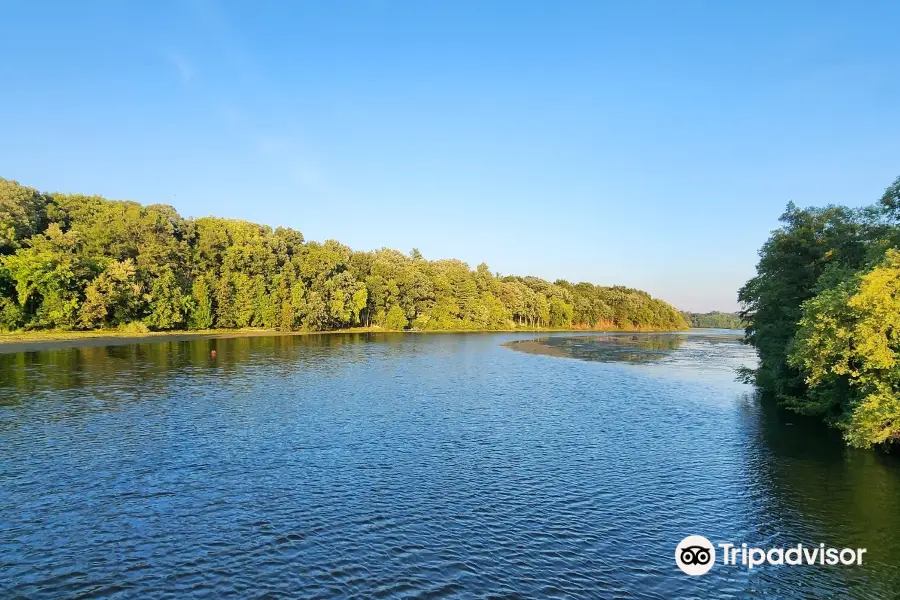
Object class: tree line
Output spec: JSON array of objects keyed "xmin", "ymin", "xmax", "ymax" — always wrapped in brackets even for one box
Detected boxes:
[
  {"xmin": 0, "ymin": 178, "xmax": 688, "ymax": 335},
  {"xmin": 739, "ymin": 175, "xmax": 900, "ymax": 449},
  {"xmin": 681, "ymin": 311, "xmax": 744, "ymax": 329}
]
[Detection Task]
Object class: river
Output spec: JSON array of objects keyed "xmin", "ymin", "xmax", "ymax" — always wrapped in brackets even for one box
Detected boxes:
[{"xmin": 1, "ymin": 331, "xmax": 898, "ymax": 598}]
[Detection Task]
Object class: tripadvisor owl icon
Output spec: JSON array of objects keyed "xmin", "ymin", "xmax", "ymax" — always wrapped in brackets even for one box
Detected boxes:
[{"xmin": 676, "ymin": 535, "xmax": 716, "ymax": 575}]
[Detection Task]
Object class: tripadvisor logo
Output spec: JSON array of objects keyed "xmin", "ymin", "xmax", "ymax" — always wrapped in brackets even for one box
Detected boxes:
[
  {"xmin": 675, "ymin": 535, "xmax": 868, "ymax": 575},
  {"xmin": 676, "ymin": 535, "xmax": 716, "ymax": 575}
]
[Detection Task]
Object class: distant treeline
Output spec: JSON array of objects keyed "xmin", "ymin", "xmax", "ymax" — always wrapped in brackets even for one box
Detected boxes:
[
  {"xmin": 0, "ymin": 178, "xmax": 688, "ymax": 334},
  {"xmin": 739, "ymin": 175, "xmax": 900, "ymax": 449},
  {"xmin": 681, "ymin": 311, "xmax": 744, "ymax": 329}
]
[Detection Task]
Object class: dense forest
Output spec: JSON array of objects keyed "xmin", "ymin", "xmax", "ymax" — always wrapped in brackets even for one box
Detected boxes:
[
  {"xmin": 739, "ymin": 175, "xmax": 900, "ymax": 449},
  {"xmin": 681, "ymin": 311, "xmax": 744, "ymax": 329},
  {"xmin": 0, "ymin": 178, "xmax": 688, "ymax": 335}
]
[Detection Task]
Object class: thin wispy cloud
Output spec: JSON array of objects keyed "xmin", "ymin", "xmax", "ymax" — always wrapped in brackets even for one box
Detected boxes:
[
  {"xmin": 164, "ymin": 51, "xmax": 193, "ymax": 85},
  {"xmin": 164, "ymin": 0, "xmax": 340, "ymax": 202},
  {"xmin": 215, "ymin": 103, "xmax": 331, "ymax": 195}
]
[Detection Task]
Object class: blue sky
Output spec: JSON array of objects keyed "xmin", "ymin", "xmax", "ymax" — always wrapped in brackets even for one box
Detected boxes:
[{"xmin": 2, "ymin": 1, "xmax": 899, "ymax": 311}]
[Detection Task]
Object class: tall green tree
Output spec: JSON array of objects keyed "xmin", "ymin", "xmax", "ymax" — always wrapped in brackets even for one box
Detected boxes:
[
  {"xmin": 738, "ymin": 203, "xmax": 875, "ymax": 397},
  {"xmin": 146, "ymin": 267, "xmax": 185, "ymax": 330},
  {"xmin": 790, "ymin": 250, "xmax": 900, "ymax": 447},
  {"xmin": 741, "ymin": 175, "xmax": 900, "ymax": 449},
  {"xmin": 189, "ymin": 275, "xmax": 214, "ymax": 330},
  {"xmin": 0, "ymin": 178, "xmax": 48, "ymax": 254}
]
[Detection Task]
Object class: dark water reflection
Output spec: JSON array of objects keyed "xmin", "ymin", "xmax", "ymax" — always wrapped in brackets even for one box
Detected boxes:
[
  {"xmin": 504, "ymin": 333, "xmax": 685, "ymax": 363},
  {"xmin": 1, "ymin": 332, "xmax": 898, "ymax": 598}
]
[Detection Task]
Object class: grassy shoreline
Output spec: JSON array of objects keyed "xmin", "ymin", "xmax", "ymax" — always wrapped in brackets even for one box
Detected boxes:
[{"xmin": 0, "ymin": 325, "xmax": 689, "ymax": 354}]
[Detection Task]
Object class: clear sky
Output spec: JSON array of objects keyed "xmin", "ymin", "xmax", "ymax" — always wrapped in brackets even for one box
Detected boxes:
[{"xmin": 2, "ymin": 1, "xmax": 899, "ymax": 311}]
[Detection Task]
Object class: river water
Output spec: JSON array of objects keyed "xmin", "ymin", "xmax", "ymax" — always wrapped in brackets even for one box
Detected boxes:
[{"xmin": 1, "ymin": 331, "xmax": 898, "ymax": 598}]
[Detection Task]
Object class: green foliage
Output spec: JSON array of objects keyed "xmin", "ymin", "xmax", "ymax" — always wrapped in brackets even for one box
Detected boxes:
[
  {"xmin": 738, "ymin": 202, "xmax": 876, "ymax": 398},
  {"xmin": 0, "ymin": 178, "xmax": 688, "ymax": 338},
  {"xmin": 789, "ymin": 250, "xmax": 900, "ymax": 448},
  {"xmin": 549, "ymin": 297, "xmax": 573, "ymax": 328},
  {"xmin": 0, "ymin": 178, "xmax": 49, "ymax": 254},
  {"xmin": 145, "ymin": 267, "xmax": 185, "ymax": 330},
  {"xmin": 879, "ymin": 175, "xmax": 900, "ymax": 223},
  {"xmin": 78, "ymin": 259, "xmax": 142, "ymax": 328},
  {"xmin": 215, "ymin": 271, "xmax": 235, "ymax": 328},
  {"xmin": 2, "ymin": 224, "xmax": 94, "ymax": 329},
  {"xmin": 0, "ymin": 296, "xmax": 24, "ymax": 331},
  {"xmin": 302, "ymin": 291, "xmax": 327, "ymax": 330},
  {"xmin": 742, "ymin": 175, "xmax": 900, "ymax": 449},
  {"xmin": 188, "ymin": 275, "xmax": 214, "ymax": 330},
  {"xmin": 231, "ymin": 272, "xmax": 255, "ymax": 328},
  {"xmin": 384, "ymin": 304, "xmax": 409, "ymax": 330},
  {"xmin": 682, "ymin": 311, "xmax": 744, "ymax": 329},
  {"xmin": 351, "ymin": 287, "xmax": 368, "ymax": 325}
]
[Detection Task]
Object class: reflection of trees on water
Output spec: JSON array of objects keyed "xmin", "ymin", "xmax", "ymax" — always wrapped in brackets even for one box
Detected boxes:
[
  {"xmin": 0, "ymin": 333, "xmax": 422, "ymax": 415},
  {"xmin": 505, "ymin": 334, "xmax": 686, "ymax": 364},
  {"xmin": 736, "ymin": 396, "xmax": 900, "ymax": 598}
]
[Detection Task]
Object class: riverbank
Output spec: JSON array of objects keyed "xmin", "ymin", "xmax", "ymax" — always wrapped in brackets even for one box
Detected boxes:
[
  {"xmin": 0, "ymin": 327, "xmax": 371, "ymax": 354},
  {"xmin": 0, "ymin": 325, "xmax": 690, "ymax": 354}
]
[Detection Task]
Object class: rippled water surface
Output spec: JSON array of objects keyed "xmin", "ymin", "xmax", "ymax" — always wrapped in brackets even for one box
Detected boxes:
[{"xmin": 2, "ymin": 332, "xmax": 899, "ymax": 599}]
